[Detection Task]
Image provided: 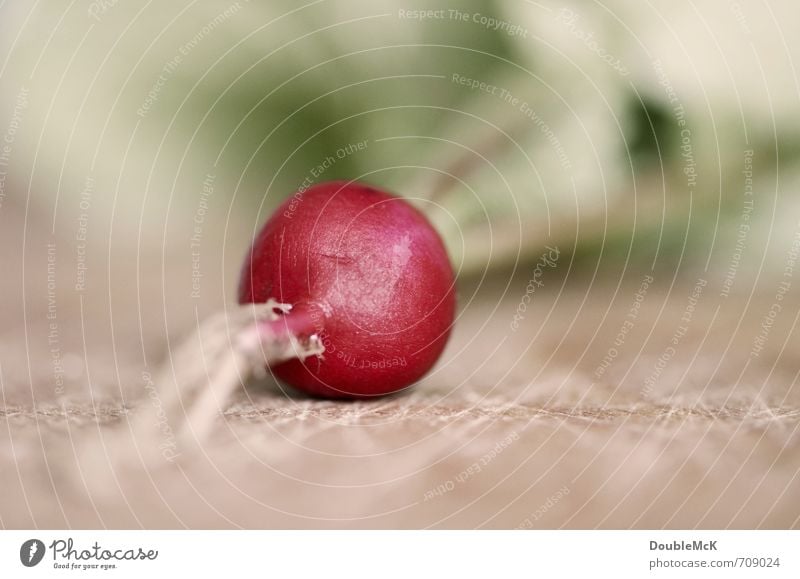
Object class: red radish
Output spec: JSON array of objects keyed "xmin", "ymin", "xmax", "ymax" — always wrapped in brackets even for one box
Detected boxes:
[{"xmin": 238, "ymin": 180, "xmax": 456, "ymax": 398}]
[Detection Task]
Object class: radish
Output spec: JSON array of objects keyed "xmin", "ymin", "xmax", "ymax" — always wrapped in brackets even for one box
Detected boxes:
[
  {"xmin": 239, "ymin": 180, "xmax": 456, "ymax": 398},
  {"xmin": 98, "ymin": 180, "xmax": 457, "ymax": 472}
]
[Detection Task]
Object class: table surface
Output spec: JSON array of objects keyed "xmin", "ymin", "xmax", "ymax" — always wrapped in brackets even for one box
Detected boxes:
[{"xmin": 1, "ymin": 209, "xmax": 798, "ymax": 529}]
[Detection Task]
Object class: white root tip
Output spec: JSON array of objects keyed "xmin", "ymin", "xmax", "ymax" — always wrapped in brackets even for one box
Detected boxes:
[{"xmin": 76, "ymin": 300, "xmax": 325, "ymax": 487}]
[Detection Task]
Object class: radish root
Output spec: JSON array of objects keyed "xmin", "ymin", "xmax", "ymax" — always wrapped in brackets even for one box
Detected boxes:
[{"xmin": 77, "ymin": 300, "xmax": 324, "ymax": 485}]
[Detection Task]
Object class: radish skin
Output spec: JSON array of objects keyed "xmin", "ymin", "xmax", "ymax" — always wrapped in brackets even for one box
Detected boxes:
[{"xmin": 239, "ymin": 180, "xmax": 456, "ymax": 398}]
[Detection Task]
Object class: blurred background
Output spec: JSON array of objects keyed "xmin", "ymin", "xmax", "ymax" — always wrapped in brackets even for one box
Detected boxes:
[{"xmin": 1, "ymin": 0, "xmax": 799, "ymax": 528}]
